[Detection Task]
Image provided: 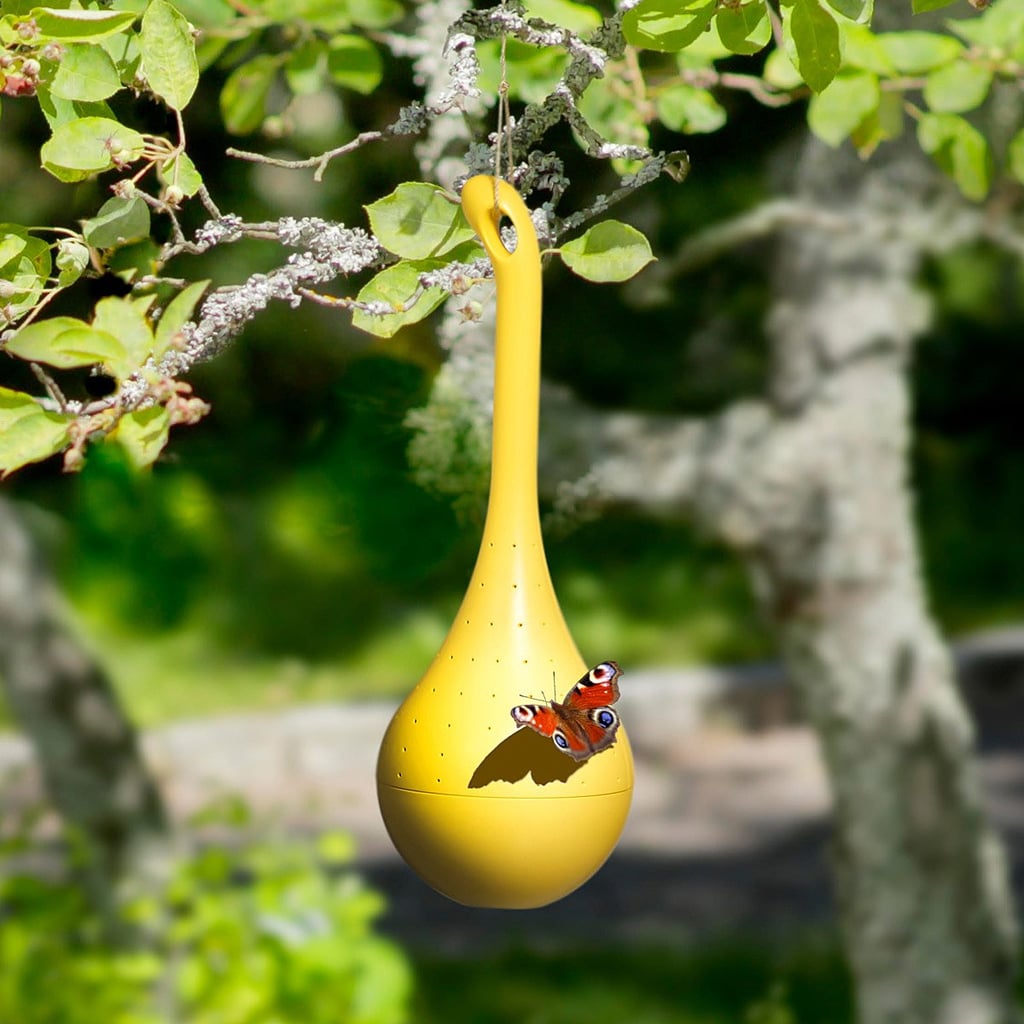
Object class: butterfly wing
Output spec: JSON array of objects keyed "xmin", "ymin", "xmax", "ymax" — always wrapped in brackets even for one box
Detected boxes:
[
  {"xmin": 511, "ymin": 662, "xmax": 623, "ymax": 762},
  {"xmin": 562, "ymin": 661, "xmax": 621, "ymax": 712}
]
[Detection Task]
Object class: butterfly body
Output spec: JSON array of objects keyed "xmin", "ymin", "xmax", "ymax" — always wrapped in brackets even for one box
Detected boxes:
[{"xmin": 510, "ymin": 661, "xmax": 622, "ymax": 762}]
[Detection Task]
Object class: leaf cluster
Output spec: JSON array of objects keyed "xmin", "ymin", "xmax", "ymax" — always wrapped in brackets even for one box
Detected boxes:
[
  {"xmin": 0, "ymin": 811, "xmax": 411, "ymax": 1024},
  {"xmin": 0, "ymin": 0, "xmax": 1022, "ymax": 479}
]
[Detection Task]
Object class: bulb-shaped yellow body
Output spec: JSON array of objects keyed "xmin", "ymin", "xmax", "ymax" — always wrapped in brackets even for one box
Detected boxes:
[{"xmin": 376, "ymin": 177, "xmax": 634, "ymax": 908}]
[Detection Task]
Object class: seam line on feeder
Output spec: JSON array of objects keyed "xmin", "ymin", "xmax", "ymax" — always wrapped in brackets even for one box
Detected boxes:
[{"xmin": 378, "ymin": 783, "xmax": 634, "ymax": 798}]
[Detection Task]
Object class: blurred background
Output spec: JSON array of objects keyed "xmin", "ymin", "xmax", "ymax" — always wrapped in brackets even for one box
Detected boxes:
[{"xmin": 1, "ymin": 1, "xmax": 1023, "ymax": 1021}]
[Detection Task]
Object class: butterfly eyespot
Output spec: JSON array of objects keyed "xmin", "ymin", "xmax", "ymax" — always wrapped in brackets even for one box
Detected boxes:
[
  {"xmin": 595, "ymin": 709, "xmax": 617, "ymax": 728},
  {"xmin": 553, "ymin": 732, "xmax": 569, "ymax": 750}
]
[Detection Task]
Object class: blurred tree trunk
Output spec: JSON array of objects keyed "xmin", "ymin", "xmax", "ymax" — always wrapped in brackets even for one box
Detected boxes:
[
  {"xmin": 746, "ymin": 139, "xmax": 1020, "ymax": 1024},
  {"xmin": 0, "ymin": 496, "xmax": 169, "ymax": 920},
  {"xmin": 532, "ymin": 133, "xmax": 1021, "ymax": 1024}
]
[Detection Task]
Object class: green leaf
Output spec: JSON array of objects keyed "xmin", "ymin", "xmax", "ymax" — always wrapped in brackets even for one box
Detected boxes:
[
  {"xmin": 82, "ymin": 195, "xmax": 151, "ymax": 249},
  {"xmin": 139, "ymin": 0, "xmax": 199, "ymax": 110},
  {"xmin": 159, "ymin": 149, "xmax": 203, "ymax": 197},
  {"xmin": 558, "ymin": 221, "xmax": 655, "ymax": 283},
  {"xmin": 285, "ymin": 37, "xmax": 326, "ymax": 95},
  {"xmin": 476, "ymin": 40, "xmax": 568, "ymax": 103},
  {"xmin": 789, "ymin": 0, "xmax": 842, "ymax": 93},
  {"xmin": 326, "ymin": 34, "xmax": 382, "ymax": 94},
  {"xmin": 716, "ymin": 1, "xmax": 771, "ymax": 55},
  {"xmin": 877, "ymin": 31, "xmax": 962, "ymax": 73},
  {"xmin": 946, "ymin": 0, "xmax": 1024, "ymax": 48},
  {"xmin": 32, "ymin": 8, "xmax": 137, "ymax": 41},
  {"xmin": 763, "ymin": 48, "xmax": 804, "ymax": 89},
  {"xmin": 824, "ymin": 0, "xmax": 871, "ymax": 23},
  {"xmin": 40, "ymin": 116, "xmax": 145, "ymax": 176},
  {"xmin": 154, "ymin": 279, "xmax": 209, "ymax": 358},
  {"xmin": 365, "ymin": 183, "xmax": 474, "ymax": 260},
  {"xmin": 622, "ymin": 0, "xmax": 718, "ymax": 52},
  {"xmin": 50, "ymin": 42, "xmax": 121, "ymax": 101},
  {"xmin": 841, "ymin": 24, "xmax": 896, "ymax": 75},
  {"xmin": 0, "ymin": 388, "xmax": 69, "ymax": 476},
  {"xmin": 807, "ymin": 70, "xmax": 879, "ymax": 146},
  {"xmin": 5, "ymin": 317, "xmax": 130, "ymax": 371},
  {"xmin": 0, "ymin": 232, "xmax": 51, "ymax": 317},
  {"xmin": 113, "ymin": 406, "xmax": 170, "ymax": 470},
  {"xmin": 656, "ymin": 83, "xmax": 727, "ymax": 134},
  {"xmin": 917, "ymin": 112, "xmax": 989, "ymax": 201},
  {"xmin": 162, "ymin": 0, "xmax": 236, "ymax": 27},
  {"xmin": 106, "ymin": 238, "xmax": 161, "ymax": 283},
  {"xmin": 92, "ymin": 295, "xmax": 155, "ymax": 372},
  {"xmin": 220, "ymin": 54, "xmax": 278, "ymax": 134},
  {"xmin": 923, "ymin": 60, "xmax": 992, "ymax": 113},
  {"xmin": 1009, "ymin": 128, "xmax": 1024, "ymax": 186},
  {"xmin": 850, "ymin": 90, "xmax": 904, "ymax": 157},
  {"xmin": 524, "ymin": 0, "xmax": 601, "ymax": 33},
  {"xmin": 345, "ymin": 0, "xmax": 403, "ymax": 29},
  {"xmin": 577, "ymin": 75, "xmax": 650, "ymax": 158},
  {"xmin": 0, "ymin": 231, "xmax": 28, "ymax": 270},
  {"xmin": 912, "ymin": 0, "xmax": 956, "ymax": 10},
  {"xmin": 351, "ymin": 259, "xmax": 449, "ymax": 338},
  {"xmin": 35, "ymin": 83, "xmax": 115, "ymax": 132}
]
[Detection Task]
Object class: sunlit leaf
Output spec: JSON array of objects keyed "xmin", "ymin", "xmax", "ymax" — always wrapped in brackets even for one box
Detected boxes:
[
  {"xmin": 923, "ymin": 61, "xmax": 992, "ymax": 114},
  {"xmin": 558, "ymin": 221, "xmax": 655, "ymax": 283},
  {"xmin": 824, "ymin": 0, "xmax": 871, "ymax": 23},
  {"xmin": 656, "ymin": 83, "xmax": 727, "ymax": 134},
  {"xmin": 623, "ymin": 0, "xmax": 718, "ymax": 52},
  {"xmin": 5, "ymin": 317, "xmax": 129, "ymax": 374},
  {"xmin": 807, "ymin": 70, "xmax": 879, "ymax": 146},
  {"xmin": 32, "ymin": 8, "xmax": 137, "ymax": 41},
  {"xmin": 1009, "ymin": 128, "xmax": 1024, "ymax": 186},
  {"xmin": 159, "ymin": 150, "xmax": 203, "ymax": 198},
  {"xmin": 0, "ymin": 387, "xmax": 70, "ymax": 476},
  {"xmin": 365, "ymin": 183, "xmax": 474, "ymax": 260},
  {"xmin": 326, "ymin": 34, "xmax": 382, "ymax": 94},
  {"xmin": 789, "ymin": 0, "xmax": 842, "ymax": 93},
  {"xmin": 139, "ymin": 0, "xmax": 200, "ymax": 110},
  {"xmin": 525, "ymin": 0, "xmax": 601, "ymax": 32},
  {"xmin": 285, "ymin": 37, "xmax": 326, "ymax": 95},
  {"xmin": 50, "ymin": 42, "xmax": 121, "ymax": 101},
  {"xmin": 917, "ymin": 112, "xmax": 989, "ymax": 201},
  {"xmin": 154, "ymin": 279, "xmax": 209, "ymax": 358},
  {"xmin": 40, "ymin": 116, "xmax": 145, "ymax": 176},
  {"xmin": 92, "ymin": 295, "xmax": 156, "ymax": 370},
  {"xmin": 877, "ymin": 31, "xmax": 962, "ymax": 73},
  {"xmin": 220, "ymin": 54, "xmax": 278, "ymax": 134},
  {"xmin": 113, "ymin": 406, "xmax": 170, "ymax": 470},
  {"xmin": 82, "ymin": 195, "xmax": 151, "ymax": 249},
  {"xmin": 716, "ymin": 1, "xmax": 771, "ymax": 55},
  {"xmin": 352, "ymin": 259, "xmax": 448, "ymax": 337}
]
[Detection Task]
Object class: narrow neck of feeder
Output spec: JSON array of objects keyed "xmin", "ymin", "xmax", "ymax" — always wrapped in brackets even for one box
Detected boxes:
[
  {"xmin": 460, "ymin": 176, "xmax": 546, "ymax": 545},
  {"xmin": 486, "ymin": 221, "xmax": 542, "ymax": 535}
]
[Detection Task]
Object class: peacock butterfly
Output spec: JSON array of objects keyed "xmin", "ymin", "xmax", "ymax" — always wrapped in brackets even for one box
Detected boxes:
[{"xmin": 510, "ymin": 661, "xmax": 622, "ymax": 762}]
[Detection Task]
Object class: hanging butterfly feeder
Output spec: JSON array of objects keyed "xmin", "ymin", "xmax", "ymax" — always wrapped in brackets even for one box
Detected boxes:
[{"xmin": 376, "ymin": 177, "xmax": 634, "ymax": 909}]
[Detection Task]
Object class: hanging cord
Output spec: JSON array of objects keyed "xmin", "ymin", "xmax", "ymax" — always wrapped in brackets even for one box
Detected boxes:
[{"xmin": 493, "ymin": 2, "xmax": 514, "ymax": 211}]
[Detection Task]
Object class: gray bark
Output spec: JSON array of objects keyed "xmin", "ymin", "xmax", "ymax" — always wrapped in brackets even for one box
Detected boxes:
[
  {"xmin": 534, "ymin": 135, "xmax": 1021, "ymax": 1023},
  {"xmin": 751, "ymin": 139, "xmax": 1020, "ymax": 1024},
  {"xmin": 0, "ymin": 496, "xmax": 168, "ymax": 918}
]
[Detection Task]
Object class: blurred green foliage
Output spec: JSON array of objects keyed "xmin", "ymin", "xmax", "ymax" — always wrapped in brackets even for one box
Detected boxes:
[
  {"xmin": 0, "ymin": 816, "xmax": 411, "ymax": 1024},
  {"xmin": 0, "ymin": 8, "xmax": 1020, "ymax": 730},
  {"xmin": 412, "ymin": 939, "xmax": 853, "ymax": 1024}
]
